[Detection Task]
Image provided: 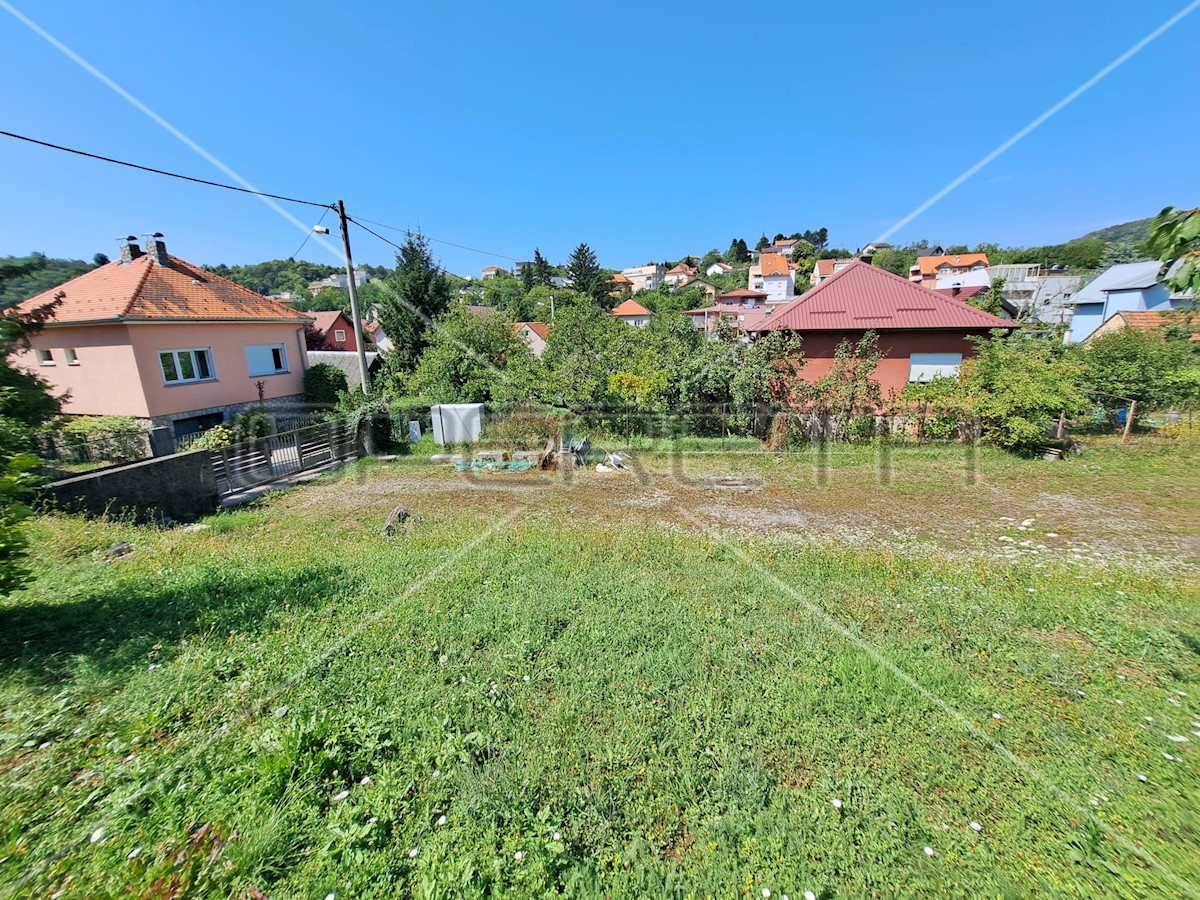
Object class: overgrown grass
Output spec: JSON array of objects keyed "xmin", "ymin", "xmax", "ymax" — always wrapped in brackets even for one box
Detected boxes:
[{"xmin": 1, "ymin": 444, "xmax": 1198, "ymax": 897}]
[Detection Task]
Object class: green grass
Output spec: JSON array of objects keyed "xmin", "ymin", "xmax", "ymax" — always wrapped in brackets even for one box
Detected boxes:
[{"xmin": 1, "ymin": 443, "xmax": 1198, "ymax": 897}]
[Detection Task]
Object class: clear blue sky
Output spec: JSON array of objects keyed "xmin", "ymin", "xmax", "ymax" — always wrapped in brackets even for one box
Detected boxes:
[{"xmin": 1, "ymin": 0, "xmax": 1196, "ymax": 276}]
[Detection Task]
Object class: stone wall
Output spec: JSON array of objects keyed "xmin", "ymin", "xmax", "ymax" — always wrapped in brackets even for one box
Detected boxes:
[{"xmin": 42, "ymin": 449, "xmax": 219, "ymax": 523}]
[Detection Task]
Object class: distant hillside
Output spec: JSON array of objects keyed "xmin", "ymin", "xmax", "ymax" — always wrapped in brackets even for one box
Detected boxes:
[
  {"xmin": 0, "ymin": 254, "xmax": 97, "ymax": 310},
  {"xmin": 1078, "ymin": 217, "xmax": 1153, "ymax": 246}
]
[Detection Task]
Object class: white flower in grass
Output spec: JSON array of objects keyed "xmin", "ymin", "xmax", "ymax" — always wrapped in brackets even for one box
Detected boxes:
[
  {"xmin": 553, "ymin": 832, "xmax": 561, "ymax": 842},
  {"xmin": 436, "ymin": 815, "xmax": 447, "ymax": 826},
  {"xmin": 941, "ymin": 823, "xmax": 949, "ymax": 831},
  {"xmin": 432, "ymin": 770, "xmax": 440, "ymax": 779},
  {"xmin": 523, "ymin": 675, "xmax": 530, "ymax": 683},
  {"xmin": 360, "ymin": 775, "xmax": 372, "ymax": 785},
  {"xmin": 367, "ymin": 816, "xmax": 378, "ymax": 825},
  {"xmin": 332, "ymin": 790, "xmax": 350, "ymax": 802},
  {"xmin": 762, "ymin": 890, "xmax": 771, "ymax": 898},
  {"xmin": 89, "ymin": 828, "xmax": 104, "ymax": 844},
  {"xmin": 1138, "ymin": 774, "xmax": 1149, "ymax": 783},
  {"xmin": 970, "ymin": 821, "xmax": 983, "ymax": 832},
  {"xmin": 126, "ymin": 847, "xmax": 141, "ymax": 860},
  {"xmin": 325, "ymin": 893, "xmax": 336, "ymax": 900},
  {"xmin": 1163, "ymin": 753, "xmax": 1176, "ymax": 761},
  {"xmin": 514, "ymin": 850, "xmax": 525, "ymax": 861},
  {"xmin": 923, "ymin": 846, "xmax": 935, "ymax": 857},
  {"xmin": 992, "ymin": 713, "xmax": 1002, "ymax": 721},
  {"xmin": 408, "ymin": 847, "xmax": 419, "ymax": 859},
  {"xmin": 805, "ymin": 892, "xmax": 817, "ymax": 900},
  {"xmin": 1114, "ymin": 700, "xmax": 1123, "ymax": 706},
  {"xmin": 1167, "ymin": 734, "xmax": 1188, "ymax": 743},
  {"xmin": 831, "ymin": 798, "xmax": 843, "ymax": 810}
]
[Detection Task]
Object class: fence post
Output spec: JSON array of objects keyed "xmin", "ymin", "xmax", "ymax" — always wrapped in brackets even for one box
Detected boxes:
[
  {"xmin": 1122, "ymin": 399, "xmax": 1138, "ymax": 445},
  {"xmin": 219, "ymin": 447, "xmax": 232, "ymax": 491},
  {"xmin": 295, "ymin": 429, "xmax": 305, "ymax": 471}
]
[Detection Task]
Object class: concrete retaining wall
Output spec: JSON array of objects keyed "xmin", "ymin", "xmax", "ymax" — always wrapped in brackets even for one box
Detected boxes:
[{"xmin": 42, "ymin": 449, "xmax": 218, "ymax": 522}]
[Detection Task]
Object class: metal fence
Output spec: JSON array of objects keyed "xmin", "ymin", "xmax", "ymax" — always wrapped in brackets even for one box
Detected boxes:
[
  {"xmin": 210, "ymin": 419, "xmax": 359, "ymax": 496},
  {"xmin": 34, "ymin": 429, "xmax": 153, "ymax": 479}
]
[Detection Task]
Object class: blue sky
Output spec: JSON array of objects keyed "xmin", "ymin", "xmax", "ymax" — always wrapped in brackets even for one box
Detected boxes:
[{"xmin": 1, "ymin": 0, "xmax": 1196, "ymax": 276}]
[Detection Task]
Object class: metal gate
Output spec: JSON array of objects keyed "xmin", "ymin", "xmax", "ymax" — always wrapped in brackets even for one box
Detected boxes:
[{"xmin": 211, "ymin": 419, "xmax": 358, "ymax": 496}]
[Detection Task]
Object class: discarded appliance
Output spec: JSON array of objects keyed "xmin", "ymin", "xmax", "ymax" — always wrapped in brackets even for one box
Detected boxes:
[{"xmin": 431, "ymin": 403, "xmax": 484, "ymax": 446}]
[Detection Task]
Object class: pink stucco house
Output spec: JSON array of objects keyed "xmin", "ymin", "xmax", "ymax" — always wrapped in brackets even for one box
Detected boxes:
[{"xmin": 12, "ymin": 237, "xmax": 311, "ymax": 440}]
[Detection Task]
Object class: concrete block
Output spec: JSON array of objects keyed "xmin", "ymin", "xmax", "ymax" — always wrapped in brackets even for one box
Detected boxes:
[{"xmin": 430, "ymin": 453, "xmax": 466, "ymax": 465}]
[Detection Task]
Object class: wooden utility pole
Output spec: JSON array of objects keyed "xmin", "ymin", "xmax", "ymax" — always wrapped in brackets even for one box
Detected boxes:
[
  {"xmin": 335, "ymin": 200, "xmax": 372, "ymax": 395},
  {"xmin": 1122, "ymin": 399, "xmax": 1138, "ymax": 445}
]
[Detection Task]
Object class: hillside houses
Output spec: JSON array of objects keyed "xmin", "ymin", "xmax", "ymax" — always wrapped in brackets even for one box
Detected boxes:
[
  {"xmin": 621, "ymin": 264, "xmax": 665, "ymax": 293},
  {"xmin": 748, "ymin": 253, "xmax": 796, "ymax": 305},
  {"xmin": 909, "ymin": 253, "xmax": 989, "ymax": 288},
  {"xmin": 1065, "ymin": 260, "xmax": 1183, "ymax": 343}
]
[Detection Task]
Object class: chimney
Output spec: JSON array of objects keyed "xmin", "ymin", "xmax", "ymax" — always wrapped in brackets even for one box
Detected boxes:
[
  {"xmin": 119, "ymin": 239, "xmax": 143, "ymax": 263},
  {"xmin": 952, "ymin": 285, "xmax": 961, "ymax": 296},
  {"xmin": 858, "ymin": 254, "xmax": 873, "ymax": 265},
  {"xmin": 145, "ymin": 233, "xmax": 169, "ymax": 266}
]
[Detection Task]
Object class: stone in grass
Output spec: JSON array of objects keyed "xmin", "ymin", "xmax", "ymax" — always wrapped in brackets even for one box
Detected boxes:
[
  {"xmin": 105, "ymin": 542, "xmax": 134, "ymax": 560},
  {"xmin": 430, "ymin": 453, "xmax": 466, "ymax": 465}
]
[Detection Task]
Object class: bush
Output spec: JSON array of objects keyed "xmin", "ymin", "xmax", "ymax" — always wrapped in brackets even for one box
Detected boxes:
[
  {"xmin": 390, "ymin": 395, "xmax": 434, "ymax": 434},
  {"xmin": 304, "ymin": 364, "xmax": 348, "ymax": 406},
  {"xmin": 334, "ymin": 392, "xmax": 403, "ymax": 453},
  {"xmin": 482, "ymin": 408, "xmax": 561, "ymax": 450},
  {"xmin": 186, "ymin": 423, "xmax": 235, "ymax": 450}
]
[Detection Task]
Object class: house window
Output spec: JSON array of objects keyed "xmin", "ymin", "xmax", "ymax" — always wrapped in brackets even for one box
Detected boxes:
[
  {"xmin": 64, "ymin": 348, "xmax": 79, "ymax": 365},
  {"xmin": 908, "ymin": 352, "xmax": 963, "ymax": 382},
  {"xmin": 245, "ymin": 343, "xmax": 289, "ymax": 376},
  {"xmin": 334, "ymin": 329, "xmax": 347, "ymax": 343},
  {"xmin": 160, "ymin": 348, "xmax": 215, "ymax": 384},
  {"xmin": 35, "ymin": 349, "xmax": 53, "ymax": 366}
]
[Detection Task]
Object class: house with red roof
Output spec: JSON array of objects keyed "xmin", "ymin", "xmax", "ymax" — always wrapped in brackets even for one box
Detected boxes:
[
  {"xmin": 512, "ymin": 321, "xmax": 551, "ymax": 357},
  {"xmin": 663, "ymin": 262, "xmax": 699, "ymax": 288},
  {"xmin": 909, "ymin": 253, "xmax": 990, "ymax": 288},
  {"xmin": 305, "ymin": 310, "xmax": 360, "ymax": 351},
  {"xmin": 684, "ymin": 289, "xmax": 774, "ymax": 338},
  {"xmin": 751, "ymin": 260, "xmax": 1015, "ymax": 397},
  {"xmin": 608, "ymin": 299, "xmax": 653, "ymax": 327},
  {"xmin": 749, "ymin": 253, "xmax": 796, "ymax": 305},
  {"xmin": 12, "ymin": 237, "xmax": 311, "ymax": 440},
  {"xmin": 811, "ymin": 257, "xmax": 857, "ymax": 287}
]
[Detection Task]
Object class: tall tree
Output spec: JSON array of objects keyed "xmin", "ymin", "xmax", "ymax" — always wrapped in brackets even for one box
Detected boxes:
[
  {"xmin": 376, "ymin": 231, "xmax": 452, "ymax": 373},
  {"xmin": 531, "ymin": 248, "xmax": 553, "ymax": 287},
  {"xmin": 565, "ymin": 243, "xmax": 606, "ymax": 305},
  {"xmin": 1147, "ymin": 205, "xmax": 1200, "ymax": 299},
  {"xmin": 755, "ymin": 234, "xmax": 771, "ymax": 251}
]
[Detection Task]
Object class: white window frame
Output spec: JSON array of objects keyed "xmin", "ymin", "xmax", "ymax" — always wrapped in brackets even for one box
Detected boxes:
[
  {"xmin": 35, "ymin": 349, "xmax": 54, "ymax": 366},
  {"xmin": 160, "ymin": 348, "xmax": 215, "ymax": 385},
  {"xmin": 908, "ymin": 352, "xmax": 963, "ymax": 383},
  {"xmin": 334, "ymin": 329, "xmax": 347, "ymax": 343},
  {"xmin": 64, "ymin": 348, "xmax": 79, "ymax": 365},
  {"xmin": 245, "ymin": 343, "xmax": 289, "ymax": 377}
]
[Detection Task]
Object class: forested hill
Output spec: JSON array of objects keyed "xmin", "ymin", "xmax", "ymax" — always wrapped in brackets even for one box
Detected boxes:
[
  {"xmin": 1077, "ymin": 217, "xmax": 1153, "ymax": 245},
  {"xmin": 0, "ymin": 254, "xmax": 99, "ymax": 309},
  {"xmin": 204, "ymin": 259, "xmax": 343, "ymax": 296}
]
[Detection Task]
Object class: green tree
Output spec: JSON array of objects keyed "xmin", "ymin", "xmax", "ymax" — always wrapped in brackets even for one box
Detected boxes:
[
  {"xmin": 564, "ymin": 243, "xmax": 606, "ymax": 305},
  {"xmin": 92, "ymin": 253, "xmax": 110, "ymax": 266},
  {"xmin": 755, "ymin": 234, "xmax": 771, "ymax": 251},
  {"xmin": 376, "ymin": 231, "xmax": 452, "ymax": 374},
  {"xmin": 531, "ymin": 248, "xmax": 553, "ymax": 288},
  {"xmin": 1146, "ymin": 205, "xmax": 1200, "ymax": 299},
  {"xmin": 304, "ymin": 287, "xmax": 350, "ymax": 314},
  {"xmin": 408, "ymin": 305, "xmax": 535, "ymax": 404},
  {"xmin": 724, "ymin": 238, "xmax": 750, "ymax": 264},
  {"xmin": 1083, "ymin": 328, "xmax": 1196, "ymax": 408},
  {"xmin": 482, "ymin": 274, "xmax": 533, "ymax": 321},
  {"xmin": 967, "ymin": 278, "xmax": 1006, "ymax": 316}
]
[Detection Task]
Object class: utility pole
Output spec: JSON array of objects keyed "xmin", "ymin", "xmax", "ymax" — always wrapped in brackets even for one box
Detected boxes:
[{"xmin": 335, "ymin": 199, "xmax": 372, "ymax": 395}]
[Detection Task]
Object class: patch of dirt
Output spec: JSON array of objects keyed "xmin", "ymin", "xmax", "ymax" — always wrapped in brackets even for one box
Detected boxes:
[{"xmin": 1029, "ymin": 629, "xmax": 1097, "ymax": 653}]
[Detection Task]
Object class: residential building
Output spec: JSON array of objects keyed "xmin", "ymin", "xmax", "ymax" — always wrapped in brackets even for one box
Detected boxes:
[
  {"xmin": 862, "ymin": 242, "xmax": 893, "ymax": 255},
  {"xmin": 1083, "ymin": 309, "xmax": 1200, "ymax": 344},
  {"xmin": 512, "ymin": 321, "xmax": 551, "ymax": 357},
  {"xmin": 512, "ymin": 261, "xmax": 532, "ymax": 277},
  {"xmin": 361, "ymin": 303, "xmax": 394, "ymax": 352},
  {"xmin": 909, "ymin": 253, "xmax": 989, "ymax": 288},
  {"xmin": 621, "ymin": 264, "xmax": 665, "ymax": 293},
  {"xmin": 748, "ymin": 253, "xmax": 795, "ymax": 305},
  {"xmin": 549, "ymin": 275, "xmax": 572, "ymax": 289},
  {"xmin": 751, "ymin": 260, "xmax": 1015, "ymax": 397},
  {"xmin": 306, "ymin": 310, "xmax": 360, "ymax": 351},
  {"xmin": 677, "ymin": 277, "xmax": 722, "ymax": 301},
  {"xmin": 481, "ymin": 265, "xmax": 508, "ymax": 279},
  {"xmin": 12, "ymin": 237, "xmax": 311, "ymax": 440},
  {"xmin": 706, "ymin": 261, "xmax": 734, "ymax": 277},
  {"xmin": 607, "ymin": 272, "xmax": 634, "ymax": 298},
  {"xmin": 935, "ymin": 264, "xmax": 1083, "ymax": 324},
  {"xmin": 663, "ymin": 262, "xmax": 699, "ymax": 288},
  {"xmin": 811, "ymin": 257, "xmax": 857, "ymax": 286},
  {"xmin": 308, "ymin": 269, "xmax": 373, "ymax": 296},
  {"xmin": 684, "ymin": 289, "xmax": 772, "ymax": 338},
  {"xmin": 1065, "ymin": 260, "xmax": 1182, "ymax": 343},
  {"xmin": 608, "ymin": 299, "xmax": 653, "ymax": 327}
]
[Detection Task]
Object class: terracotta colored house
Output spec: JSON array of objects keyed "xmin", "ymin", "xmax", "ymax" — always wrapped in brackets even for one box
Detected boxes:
[
  {"xmin": 608, "ymin": 299, "xmax": 653, "ymax": 327},
  {"xmin": 306, "ymin": 310, "xmax": 360, "ymax": 351},
  {"xmin": 752, "ymin": 260, "xmax": 1015, "ymax": 398},
  {"xmin": 12, "ymin": 238, "xmax": 311, "ymax": 439}
]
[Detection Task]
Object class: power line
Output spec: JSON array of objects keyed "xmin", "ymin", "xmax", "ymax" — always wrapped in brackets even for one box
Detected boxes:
[
  {"xmin": 289, "ymin": 205, "xmax": 332, "ymax": 260},
  {"xmin": 0, "ymin": 129, "xmax": 333, "ymax": 209},
  {"xmin": 351, "ymin": 214, "xmax": 518, "ymax": 261}
]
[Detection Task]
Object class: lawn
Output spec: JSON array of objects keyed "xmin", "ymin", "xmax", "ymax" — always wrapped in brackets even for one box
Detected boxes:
[{"xmin": 1, "ymin": 438, "xmax": 1199, "ymax": 897}]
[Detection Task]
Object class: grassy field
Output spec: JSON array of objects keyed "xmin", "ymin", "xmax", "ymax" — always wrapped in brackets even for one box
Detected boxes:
[{"xmin": 2, "ymin": 438, "xmax": 1199, "ymax": 897}]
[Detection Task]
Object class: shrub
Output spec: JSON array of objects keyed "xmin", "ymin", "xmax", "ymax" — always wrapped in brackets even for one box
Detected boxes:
[
  {"xmin": 304, "ymin": 364, "xmax": 348, "ymax": 406},
  {"xmin": 390, "ymin": 395, "xmax": 434, "ymax": 434},
  {"xmin": 186, "ymin": 423, "xmax": 235, "ymax": 450},
  {"xmin": 483, "ymin": 408, "xmax": 561, "ymax": 450}
]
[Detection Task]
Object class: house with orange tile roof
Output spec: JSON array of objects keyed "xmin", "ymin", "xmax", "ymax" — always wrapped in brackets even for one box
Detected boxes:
[
  {"xmin": 748, "ymin": 253, "xmax": 795, "ymax": 305},
  {"xmin": 909, "ymin": 253, "xmax": 989, "ymax": 288},
  {"xmin": 662, "ymin": 262, "xmax": 699, "ymax": 288},
  {"xmin": 811, "ymin": 257, "xmax": 857, "ymax": 287},
  {"xmin": 607, "ymin": 298, "xmax": 653, "ymax": 327},
  {"xmin": 620, "ymin": 264, "xmax": 665, "ymax": 293},
  {"xmin": 11, "ymin": 237, "xmax": 311, "ymax": 441},
  {"xmin": 1083, "ymin": 309, "xmax": 1200, "ymax": 343},
  {"xmin": 512, "ymin": 321, "xmax": 552, "ymax": 357},
  {"xmin": 607, "ymin": 272, "xmax": 634, "ymax": 298}
]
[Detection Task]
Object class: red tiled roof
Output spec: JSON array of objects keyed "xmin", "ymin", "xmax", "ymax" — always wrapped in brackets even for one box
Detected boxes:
[
  {"xmin": 608, "ymin": 272, "xmax": 634, "ymax": 284},
  {"xmin": 760, "ymin": 254, "xmax": 790, "ymax": 277},
  {"xmin": 912, "ymin": 253, "xmax": 990, "ymax": 276},
  {"xmin": 609, "ymin": 299, "xmax": 653, "ymax": 317},
  {"xmin": 666, "ymin": 263, "xmax": 698, "ymax": 276},
  {"xmin": 1110, "ymin": 310, "xmax": 1200, "ymax": 340},
  {"xmin": 773, "ymin": 238, "xmax": 798, "ymax": 247},
  {"xmin": 306, "ymin": 310, "xmax": 349, "ymax": 334},
  {"xmin": 934, "ymin": 285, "xmax": 988, "ymax": 301},
  {"xmin": 16, "ymin": 253, "xmax": 309, "ymax": 324},
  {"xmin": 815, "ymin": 258, "xmax": 856, "ymax": 277},
  {"xmin": 757, "ymin": 261, "xmax": 1015, "ymax": 332},
  {"xmin": 719, "ymin": 289, "xmax": 769, "ymax": 299},
  {"xmin": 513, "ymin": 321, "xmax": 551, "ymax": 340}
]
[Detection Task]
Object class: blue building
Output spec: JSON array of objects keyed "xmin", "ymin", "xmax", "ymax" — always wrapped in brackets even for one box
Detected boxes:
[{"xmin": 1066, "ymin": 261, "xmax": 1182, "ymax": 343}]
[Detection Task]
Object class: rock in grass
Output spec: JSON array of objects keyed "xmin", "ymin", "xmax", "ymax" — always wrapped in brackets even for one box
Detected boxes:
[
  {"xmin": 104, "ymin": 542, "xmax": 134, "ymax": 560},
  {"xmin": 382, "ymin": 506, "xmax": 421, "ymax": 536}
]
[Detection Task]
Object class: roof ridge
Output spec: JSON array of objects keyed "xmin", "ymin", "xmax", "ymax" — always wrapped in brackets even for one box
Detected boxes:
[{"xmin": 119, "ymin": 256, "xmax": 154, "ymax": 318}]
